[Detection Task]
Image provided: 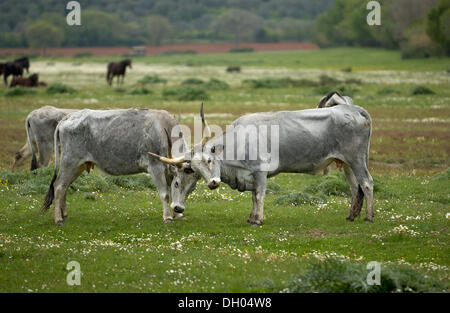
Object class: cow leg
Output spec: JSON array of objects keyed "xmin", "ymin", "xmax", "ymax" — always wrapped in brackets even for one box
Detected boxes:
[
  {"xmin": 53, "ymin": 164, "xmax": 83, "ymax": 225},
  {"xmin": 344, "ymin": 164, "xmax": 363, "ymax": 221},
  {"xmin": 11, "ymin": 143, "xmax": 31, "ymax": 171},
  {"xmin": 147, "ymin": 164, "xmax": 172, "ymax": 223},
  {"xmin": 37, "ymin": 142, "xmax": 52, "ymax": 168},
  {"xmin": 350, "ymin": 161, "xmax": 374, "ymax": 222},
  {"xmin": 247, "ymin": 191, "xmax": 258, "ymax": 224},
  {"xmin": 250, "ymin": 172, "xmax": 267, "ymax": 226}
]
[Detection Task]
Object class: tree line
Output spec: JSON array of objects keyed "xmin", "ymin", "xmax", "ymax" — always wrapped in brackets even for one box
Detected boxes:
[{"xmin": 0, "ymin": 0, "xmax": 447, "ymax": 58}]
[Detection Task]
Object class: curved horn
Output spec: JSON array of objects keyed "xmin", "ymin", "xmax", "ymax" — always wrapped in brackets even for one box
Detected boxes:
[
  {"xmin": 147, "ymin": 128, "xmax": 185, "ymax": 166},
  {"xmin": 200, "ymin": 102, "xmax": 211, "ymax": 146}
]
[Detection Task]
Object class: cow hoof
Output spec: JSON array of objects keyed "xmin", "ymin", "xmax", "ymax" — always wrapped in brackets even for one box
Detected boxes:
[
  {"xmin": 364, "ymin": 217, "xmax": 374, "ymax": 223},
  {"xmin": 163, "ymin": 218, "xmax": 174, "ymax": 223},
  {"xmin": 54, "ymin": 220, "xmax": 64, "ymax": 226},
  {"xmin": 346, "ymin": 216, "xmax": 354, "ymax": 222},
  {"xmin": 250, "ymin": 220, "xmax": 263, "ymax": 227}
]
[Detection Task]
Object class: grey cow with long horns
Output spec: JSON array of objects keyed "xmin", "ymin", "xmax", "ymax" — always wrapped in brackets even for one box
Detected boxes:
[
  {"xmin": 41, "ymin": 108, "xmax": 198, "ymax": 225},
  {"xmin": 150, "ymin": 101, "xmax": 374, "ymax": 226}
]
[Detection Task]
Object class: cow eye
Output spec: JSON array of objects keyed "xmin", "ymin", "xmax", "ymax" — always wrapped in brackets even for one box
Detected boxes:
[
  {"xmin": 211, "ymin": 146, "xmax": 216, "ymax": 153},
  {"xmin": 207, "ymin": 158, "xmax": 212, "ymax": 164},
  {"xmin": 174, "ymin": 181, "xmax": 179, "ymax": 188}
]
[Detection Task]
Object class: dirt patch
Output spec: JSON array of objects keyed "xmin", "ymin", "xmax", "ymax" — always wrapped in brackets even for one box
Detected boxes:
[{"xmin": 305, "ymin": 229, "xmax": 326, "ymax": 238}]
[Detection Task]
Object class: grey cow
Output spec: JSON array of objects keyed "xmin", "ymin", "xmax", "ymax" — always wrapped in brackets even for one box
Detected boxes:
[
  {"xmin": 12, "ymin": 106, "xmax": 77, "ymax": 172},
  {"xmin": 41, "ymin": 108, "xmax": 198, "ymax": 225},
  {"xmin": 153, "ymin": 103, "xmax": 374, "ymax": 226}
]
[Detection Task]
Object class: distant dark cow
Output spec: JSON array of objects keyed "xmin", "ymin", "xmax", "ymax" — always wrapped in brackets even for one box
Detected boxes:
[
  {"xmin": 10, "ymin": 73, "xmax": 39, "ymax": 87},
  {"xmin": 106, "ymin": 59, "xmax": 132, "ymax": 86},
  {"xmin": 14, "ymin": 57, "xmax": 30, "ymax": 73},
  {"xmin": 0, "ymin": 61, "xmax": 24, "ymax": 85}
]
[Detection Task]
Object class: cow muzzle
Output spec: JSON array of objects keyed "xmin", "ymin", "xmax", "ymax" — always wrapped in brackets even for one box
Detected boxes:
[
  {"xmin": 173, "ymin": 205, "xmax": 185, "ymax": 214},
  {"xmin": 207, "ymin": 178, "xmax": 221, "ymax": 190}
]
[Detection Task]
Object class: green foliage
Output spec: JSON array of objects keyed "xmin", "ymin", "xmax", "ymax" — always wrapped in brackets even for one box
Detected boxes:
[
  {"xmin": 138, "ymin": 75, "xmax": 167, "ymax": 85},
  {"xmin": 284, "ymin": 258, "xmax": 445, "ymax": 293},
  {"xmin": 45, "ymin": 83, "xmax": 76, "ymax": 94},
  {"xmin": 26, "ymin": 20, "xmax": 64, "ymax": 53},
  {"xmin": 4, "ymin": 88, "xmax": 37, "ymax": 97},
  {"xmin": 426, "ymin": 0, "xmax": 450, "ymax": 56},
  {"xmin": 181, "ymin": 78, "xmax": 204, "ymax": 85},
  {"xmin": 304, "ymin": 172, "xmax": 350, "ymax": 197},
  {"xmin": 243, "ymin": 77, "xmax": 317, "ymax": 89},
  {"xmin": 0, "ymin": 168, "xmax": 155, "ymax": 196},
  {"xmin": 412, "ymin": 86, "xmax": 435, "ymax": 95},
  {"xmin": 274, "ymin": 190, "xmax": 327, "ymax": 206},
  {"xmin": 432, "ymin": 168, "xmax": 449, "ymax": 181},
  {"xmin": 162, "ymin": 86, "xmax": 209, "ymax": 101},
  {"xmin": 128, "ymin": 87, "xmax": 152, "ymax": 95},
  {"xmin": 204, "ymin": 79, "xmax": 229, "ymax": 90}
]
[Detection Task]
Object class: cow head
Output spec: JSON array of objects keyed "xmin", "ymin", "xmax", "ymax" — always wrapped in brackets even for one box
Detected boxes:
[{"xmin": 149, "ymin": 104, "xmax": 222, "ymax": 194}]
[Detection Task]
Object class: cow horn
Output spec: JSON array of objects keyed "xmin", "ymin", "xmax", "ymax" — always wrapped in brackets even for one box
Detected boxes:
[
  {"xmin": 200, "ymin": 102, "xmax": 211, "ymax": 146},
  {"xmin": 147, "ymin": 151, "xmax": 185, "ymax": 166},
  {"xmin": 147, "ymin": 128, "xmax": 185, "ymax": 166}
]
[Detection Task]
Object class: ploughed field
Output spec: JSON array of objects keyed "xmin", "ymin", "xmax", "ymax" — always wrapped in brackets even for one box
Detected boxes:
[{"xmin": 0, "ymin": 48, "xmax": 448, "ymax": 292}]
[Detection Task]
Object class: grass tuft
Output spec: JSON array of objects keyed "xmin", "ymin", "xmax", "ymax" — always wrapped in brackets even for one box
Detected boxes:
[{"xmin": 46, "ymin": 83, "xmax": 76, "ymax": 94}]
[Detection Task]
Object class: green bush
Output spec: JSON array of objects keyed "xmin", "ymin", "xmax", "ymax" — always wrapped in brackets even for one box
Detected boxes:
[
  {"xmin": 138, "ymin": 75, "xmax": 167, "ymax": 85},
  {"xmin": 305, "ymin": 172, "xmax": 350, "ymax": 197},
  {"xmin": 0, "ymin": 168, "xmax": 156, "ymax": 196},
  {"xmin": 163, "ymin": 86, "xmax": 209, "ymax": 101},
  {"xmin": 204, "ymin": 79, "xmax": 229, "ymax": 90},
  {"xmin": 274, "ymin": 190, "xmax": 327, "ymax": 206},
  {"xmin": 412, "ymin": 86, "xmax": 435, "ymax": 95},
  {"xmin": 162, "ymin": 50, "xmax": 197, "ymax": 55},
  {"xmin": 181, "ymin": 78, "xmax": 204, "ymax": 85},
  {"xmin": 243, "ymin": 77, "xmax": 317, "ymax": 89},
  {"xmin": 4, "ymin": 87, "xmax": 37, "ymax": 97},
  {"xmin": 377, "ymin": 87, "xmax": 399, "ymax": 95},
  {"xmin": 283, "ymin": 258, "xmax": 445, "ymax": 293},
  {"xmin": 432, "ymin": 168, "xmax": 450, "ymax": 181},
  {"xmin": 46, "ymin": 83, "xmax": 76, "ymax": 94},
  {"xmin": 226, "ymin": 66, "xmax": 241, "ymax": 73},
  {"xmin": 128, "ymin": 87, "xmax": 152, "ymax": 95}
]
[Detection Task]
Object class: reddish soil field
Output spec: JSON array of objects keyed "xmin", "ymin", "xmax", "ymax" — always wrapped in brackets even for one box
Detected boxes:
[{"xmin": 0, "ymin": 42, "xmax": 318, "ymax": 57}]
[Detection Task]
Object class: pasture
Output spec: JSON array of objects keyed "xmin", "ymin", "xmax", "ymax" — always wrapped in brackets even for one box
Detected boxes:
[{"xmin": 0, "ymin": 48, "xmax": 449, "ymax": 292}]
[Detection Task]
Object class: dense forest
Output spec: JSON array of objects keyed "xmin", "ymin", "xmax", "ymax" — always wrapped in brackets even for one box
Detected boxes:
[{"xmin": 0, "ymin": 0, "xmax": 448, "ymax": 57}]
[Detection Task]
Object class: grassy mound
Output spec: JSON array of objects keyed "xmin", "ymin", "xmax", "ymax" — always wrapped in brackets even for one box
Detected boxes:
[
  {"xmin": 138, "ymin": 75, "xmax": 167, "ymax": 85},
  {"xmin": 283, "ymin": 258, "xmax": 445, "ymax": 293},
  {"xmin": 4, "ymin": 87, "xmax": 37, "ymax": 97},
  {"xmin": 162, "ymin": 86, "xmax": 210, "ymax": 101},
  {"xmin": 46, "ymin": 83, "xmax": 76, "ymax": 94}
]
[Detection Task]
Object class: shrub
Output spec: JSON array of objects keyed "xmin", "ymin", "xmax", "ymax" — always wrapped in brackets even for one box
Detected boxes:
[
  {"xmin": 377, "ymin": 87, "xmax": 398, "ymax": 95},
  {"xmin": 4, "ymin": 87, "xmax": 37, "ymax": 97},
  {"xmin": 243, "ymin": 77, "xmax": 317, "ymax": 89},
  {"xmin": 304, "ymin": 172, "xmax": 350, "ymax": 197},
  {"xmin": 412, "ymin": 86, "xmax": 435, "ymax": 95},
  {"xmin": 128, "ymin": 87, "xmax": 152, "ymax": 95},
  {"xmin": 432, "ymin": 168, "xmax": 450, "ymax": 181},
  {"xmin": 266, "ymin": 181, "xmax": 282, "ymax": 194},
  {"xmin": 283, "ymin": 258, "xmax": 445, "ymax": 293},
  {"xmin": 274, "ymin": 190, "xmax": 327, "ymax": 206},
  {"xmin": 181, "ymin": 78, "xmax": 204, "ymax": 85},
  {"xmin": 205, "ymin": 78, "xmax": 229, "ymax": 90},
  {"xmin": 46, "ymin": 83, "xmax": 76, "ymax": 94},
  {"xmin": 163, "ymin": 86, "xmax": 209, "ymax": 101},
  {"xmin": 138, "ymin": 75, "xmax": 167, "ymax": 85},
  {"xmin": 226, "ymin": 66, "xmax": 241, "ymax": 73}
]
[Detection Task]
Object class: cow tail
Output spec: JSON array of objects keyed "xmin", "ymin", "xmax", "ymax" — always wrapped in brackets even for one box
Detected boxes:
[
  {"xmin": 41, "ymin": 127, "xmax": 60, "ymax": 212},
  {"xmin": 25, "ymin": 117, "xmax": 38, "ymax": 171}
]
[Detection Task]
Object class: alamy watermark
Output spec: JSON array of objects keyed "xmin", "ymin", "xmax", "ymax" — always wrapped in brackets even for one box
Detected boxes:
[
  {"xmin": 367, "ymin": 1, "xmax": 381, "ymax": 26},
  {"xmin": 66, "ymin": 1, "xmax": 81, "ymax": 26},
  {"xmin": 367, "ymin": 261, "xmax": 381, "ymax": 285},
  {"xmin": 66, "ymin": 260, "xmax": 81, "ymax": 286}
]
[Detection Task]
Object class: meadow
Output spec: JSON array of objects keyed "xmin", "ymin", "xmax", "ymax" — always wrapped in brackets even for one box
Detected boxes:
[{"xmin": 0, "ymin": 48, "xmax": 448, "ymax": 292}]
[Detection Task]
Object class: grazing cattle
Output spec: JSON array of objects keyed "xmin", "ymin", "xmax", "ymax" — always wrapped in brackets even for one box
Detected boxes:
[
  {"xmin": 41, "ymin": 108, "xmax": 198, "ymax": 225},
  {"xmin": 153, "ymin": 103, "xmax": 374, "ymax": 226},
  {"xmin": 12, "ymin": 106, "xmax": 77, "ymax": 172},
  {"xmin": 318, "ymin": 91, "xmax": 354, "ymax": 175},
  {"xmin": 13, "ymin": 57, "xmax": 30, "ymax": 73},
  {"xmin": 10, "ymin": 73, "xmax": 39, "ymax": 87},
  {"xmin": 107, "ymin": 59, "xmax": 132, "ymax": 86},
  {"xmin": 0, "ymin": 61, "xmax": 24, "ymax": 85}
]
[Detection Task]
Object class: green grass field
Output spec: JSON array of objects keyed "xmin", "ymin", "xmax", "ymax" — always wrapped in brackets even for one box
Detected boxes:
[{"xmin": 0, "ymin": 48, "xmax": 449, "ymax": 292}]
